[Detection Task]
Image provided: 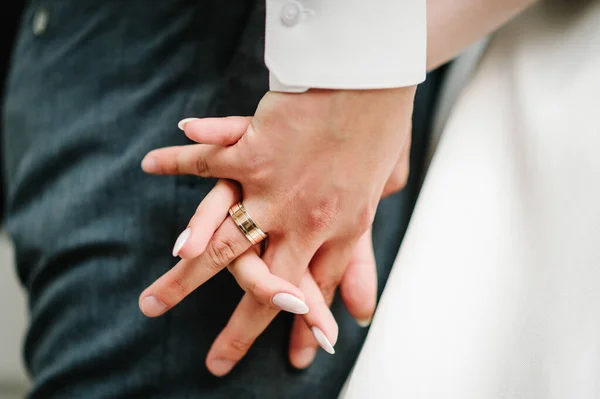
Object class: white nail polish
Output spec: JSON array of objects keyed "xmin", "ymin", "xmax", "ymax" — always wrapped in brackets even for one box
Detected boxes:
[
  {"xmin": 272, "ymin": 293, "xmax": 309, "ymax": 314},
  {"xmin": 356, "ymin": 318, "xmax": 372, "ymax": 328},
  {"xmin": 177, "ymin": 118, "xmax": 198, "ymax": 131},
  {"xmin": 172, "ymin": 228, "xmax": 191, "ymax": 257},
  {"xmin": 311, "ymin": 326, "xmax": 335, "ymax": 354}
]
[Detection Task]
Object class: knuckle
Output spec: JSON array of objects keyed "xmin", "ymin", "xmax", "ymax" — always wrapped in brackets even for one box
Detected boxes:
[
  {"xmin": 306, "ymin": 199, "xmax": 340, "ymax": 233},
  {"xmin": 248, "ymin": 282, "xmax": 271, "ymax": 305},
  {"xmin": 356, "ymin": 206, "xmax": 376, "ymax": 234},
  {"xmin": 250, "ymin": 282, "xmax": 259, "ymax": 297},
  {"xmin": 206, "ymin": 236, "xmax": 240, "ymax": 269},
  {"xmin": 250, "ymin": 281, "xmax": 266, "ymax": 301},
  {"xmin": 194, "ymin": 155, "xmax": 211, "ymax": 176},
  {"xmin": 167, "ymin": 278, "xmax": 190, "ymax": 298},
  {"xmin": 389, "ymin": 168, "xmax": 409, "ymax": 192},
  {"xmin": 227, "ymin": 336, "xmax": 253, "ymax": 356}
]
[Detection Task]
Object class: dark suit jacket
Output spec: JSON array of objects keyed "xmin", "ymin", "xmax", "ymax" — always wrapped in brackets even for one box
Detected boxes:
[{"xmin": 1, "ymin": 2, "xmax": 25, "ymax": 221}]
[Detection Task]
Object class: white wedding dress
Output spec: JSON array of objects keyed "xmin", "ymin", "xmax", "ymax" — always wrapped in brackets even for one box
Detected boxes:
[{"xmin": 341, "ymin": 1, "xmax": 600, "ymax": 398}]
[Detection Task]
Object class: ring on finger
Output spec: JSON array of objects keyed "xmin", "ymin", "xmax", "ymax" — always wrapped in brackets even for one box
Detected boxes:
[{"xmin": 229, "ymin": 202, "xmax": 267, "ymax": 246}]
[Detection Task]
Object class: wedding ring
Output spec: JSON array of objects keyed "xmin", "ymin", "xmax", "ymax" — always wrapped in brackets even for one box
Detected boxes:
[{"xmin": 228, "ymin": 202, "xmax": 267, "ymax": 245}]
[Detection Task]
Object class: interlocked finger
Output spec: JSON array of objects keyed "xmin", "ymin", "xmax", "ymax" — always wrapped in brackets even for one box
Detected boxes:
[
  {"xmin": 174, "ymin": 179, "xmax": 241, "ymax": 259},
  {"xmin": 339, "ymin": 227, "xmax": 377, "ymax": 327},
  {"xmin": 141, "ymin": 143, "xmax": 240, "ymax": 178},
  {"xmin": 205, "ymin": 239, "xmax": 338, "ymax": 377},
  {"xmin": 139, "ymin": 217, "xmax": 253, "ymax": 317},
  {"xmin": 289, "ymin": 270, "xmax": 339, "ymax": 369},
  {"xmin": 227, "ymin": 249, "xmax": 309, "ymax": 314}
]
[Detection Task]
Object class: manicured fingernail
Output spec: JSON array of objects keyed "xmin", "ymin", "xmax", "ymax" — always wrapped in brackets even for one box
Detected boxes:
[
  {"xmin": 311, "ymin": 327, "xmax": 335, "ymax": 354},
  {"xmin": 172, "ymin": 228, "xmax": 191, "ymax": 257},
  {"xmin": 293, "ymin": 347, "xmax": 318, "ymax": 369},
  {"xmin": 141, "ymin": 156, "xmax": 157, "ymax": 173},
  {"xmin": 140, "ymin": 296, "xmax": 167, "ymax": 317},
  {"xmin": 272, "ymin": 293, "xmax": 309, "ymax": 314},
  {"xmin": 356, "ymin": 317, "xmax": 372, "ymax": 327},
  {"xmin": 208, "ymin": 358, "xmax": 236, "ymax": 377},
  {"xmin": 177, "ymin": 117, "xmax": 198, "ymax": 131}
]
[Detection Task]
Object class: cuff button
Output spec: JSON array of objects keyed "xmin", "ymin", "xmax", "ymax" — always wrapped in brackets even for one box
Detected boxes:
[{"xmin": 280, "ymin": 1, "xmax": 302, "ymax": 27}]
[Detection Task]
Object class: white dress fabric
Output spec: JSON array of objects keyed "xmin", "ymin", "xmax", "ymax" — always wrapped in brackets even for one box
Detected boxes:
[{"xmin": 341, "ymin": 1, "xmax": 600, "ymax": 398}]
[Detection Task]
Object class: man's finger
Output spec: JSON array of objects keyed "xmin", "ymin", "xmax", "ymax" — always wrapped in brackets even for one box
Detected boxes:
[
  {"xmin": 141, "ymin": 144, "xmax": 239, "ymax": 179},
  {"xmin": 289, "ymin": 232, "xmax": 375, "ymax": 370},
  {"xmin": 205, "ymin": 238, "xmax": 315, "ymax": 376},
  {"xmin": 178, "ymin": 116, "xmax": 251, "ymax": 145},
  {"xmin": 339, "ymin": 227, "xmax": 377, "ymax": 327},
  {"xmin": 174, "ymin": 179, "xmax": 240, "ymax": 259},
  {"xmin": 381, "ymin": 151, "xmax": 410, "ymax": 198},
  {"xmin": 289, "ymin": 271, "xmax": 339, "ymax": 369},
  {"xmin": 205, "ymin": 294, "xmax": 277, "ymax": 377},
  {"xmin": 138, "ymin": 218, "xmax": 251, "ymax": 317},
  {"xmin": 309, "ymin": 241, "xmax": 356, "ymax": 307}
]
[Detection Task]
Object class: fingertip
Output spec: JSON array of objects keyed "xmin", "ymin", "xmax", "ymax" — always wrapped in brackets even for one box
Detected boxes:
[
  {"xmin": 356, "ymin": 317, "xmax": 372, "ymax": 328},
  {"xmin": 272, "ymin": 292, "xmax": 309, "ymax": 314},
  {"xmin": 176, "ymin": 229, "xmax": 214, "ymax": 260},
  {"xmin": 311, "ymin": 326, "xmax": 335, "ymax": 354},
  {"xmin": 172, "ymin": 228, "xmax": 191, "ymax": 258},
  {"xmin": 177, "ymin": 117, "xmax": 198, "ymax": 131},
  {"xmin": 206, "ymin": 357, "xmax": 236, "ymax": 377},
  {"xmin": 340, "ymin": 273, "xmax": 376, "ymax": 326},
  {"xmin": 141, "ymin": 155, "xmax": 157, "ymax": 173},
  {"xmin": 290, "ymin": 347, "xmax": 318, "ymax": 369},
  {"xmin": 139, "ymin": 295, "xmax": 168, "ymax": 318}
]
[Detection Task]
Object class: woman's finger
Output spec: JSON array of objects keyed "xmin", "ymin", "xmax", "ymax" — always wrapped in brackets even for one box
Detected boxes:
[
  {"xmin": 339, "ymin": 227, "xmax": 377, "ymax": 327},
  {"xmin": 227, "ymin": 249, "xmax": 309, "ymax": 314},
  {"xmin": 178, "ymin": 116, "xmax": 251, "ymax": 145},
  {"xmin": 173, "ymin": 179, "xmax": 240, "ymax": 259},
  {"xmin": 141, "ymin": 143, "xmax": 240, "ymax": 179},
  {"xmin": 138, "ymin": 217, "xmax": 253, "ymax": 317},
  {"xmin": 288, "ymin": 270, "xmax": 339, "ymax": 369}
]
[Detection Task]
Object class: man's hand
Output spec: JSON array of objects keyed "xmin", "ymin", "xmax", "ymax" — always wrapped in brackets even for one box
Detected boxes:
[{"xmin": 139, "ymin": 87, "xmax": 415, "ymax": 374}]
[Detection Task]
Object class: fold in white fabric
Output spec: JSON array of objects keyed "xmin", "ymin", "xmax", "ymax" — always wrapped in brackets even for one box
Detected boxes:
[{"xmin": 341, "ymin": 1, "xmax": 600, "ymax": 398}]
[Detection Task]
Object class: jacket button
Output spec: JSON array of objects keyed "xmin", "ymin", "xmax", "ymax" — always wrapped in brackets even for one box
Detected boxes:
[
  {"xmin": 280, "ymin": 1, "xmax": 302, "ymax": 27},
  {"xmin": 32, "ymin": 8, "xmax": 49, "ymax": 36}
]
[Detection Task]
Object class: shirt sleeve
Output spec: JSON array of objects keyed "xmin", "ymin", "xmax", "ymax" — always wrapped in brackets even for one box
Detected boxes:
[{"xmin": 265, "ymin": 0, "xmax": 427, "ymax": 93}]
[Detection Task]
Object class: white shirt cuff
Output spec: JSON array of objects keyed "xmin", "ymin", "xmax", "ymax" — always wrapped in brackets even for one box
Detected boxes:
[{"xmin": 265, "ymin": 0, "xmax": 426, "ymax": 93}]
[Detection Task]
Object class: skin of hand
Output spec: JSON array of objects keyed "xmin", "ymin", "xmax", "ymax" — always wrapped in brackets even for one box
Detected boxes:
[
  {"xmin": 138, "ymin": 87, "xmax": 415, "ymax": 375},
  {"xmin": 134, "ymin": 0, "xmax": 536, "ymax": 376}
]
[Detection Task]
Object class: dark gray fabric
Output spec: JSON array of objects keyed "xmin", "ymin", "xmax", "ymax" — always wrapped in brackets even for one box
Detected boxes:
[
  {"xmin": 2, "ymin": 1, "xmax": 445, "ymax": 397},
  {"xmin": 0, "ymin": 0, "xmax": 26, "ymax": 221}
]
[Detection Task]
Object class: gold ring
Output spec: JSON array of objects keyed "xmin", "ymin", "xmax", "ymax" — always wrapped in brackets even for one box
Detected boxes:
[{"xmin": 228, "ymin": 202, "xmax": 267, "ymax": 246}]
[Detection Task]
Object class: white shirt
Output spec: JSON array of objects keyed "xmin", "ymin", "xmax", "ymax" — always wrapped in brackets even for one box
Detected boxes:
[{"xmin": 265, "ymin": 0, "xmax": 426, "ymax": 92}]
